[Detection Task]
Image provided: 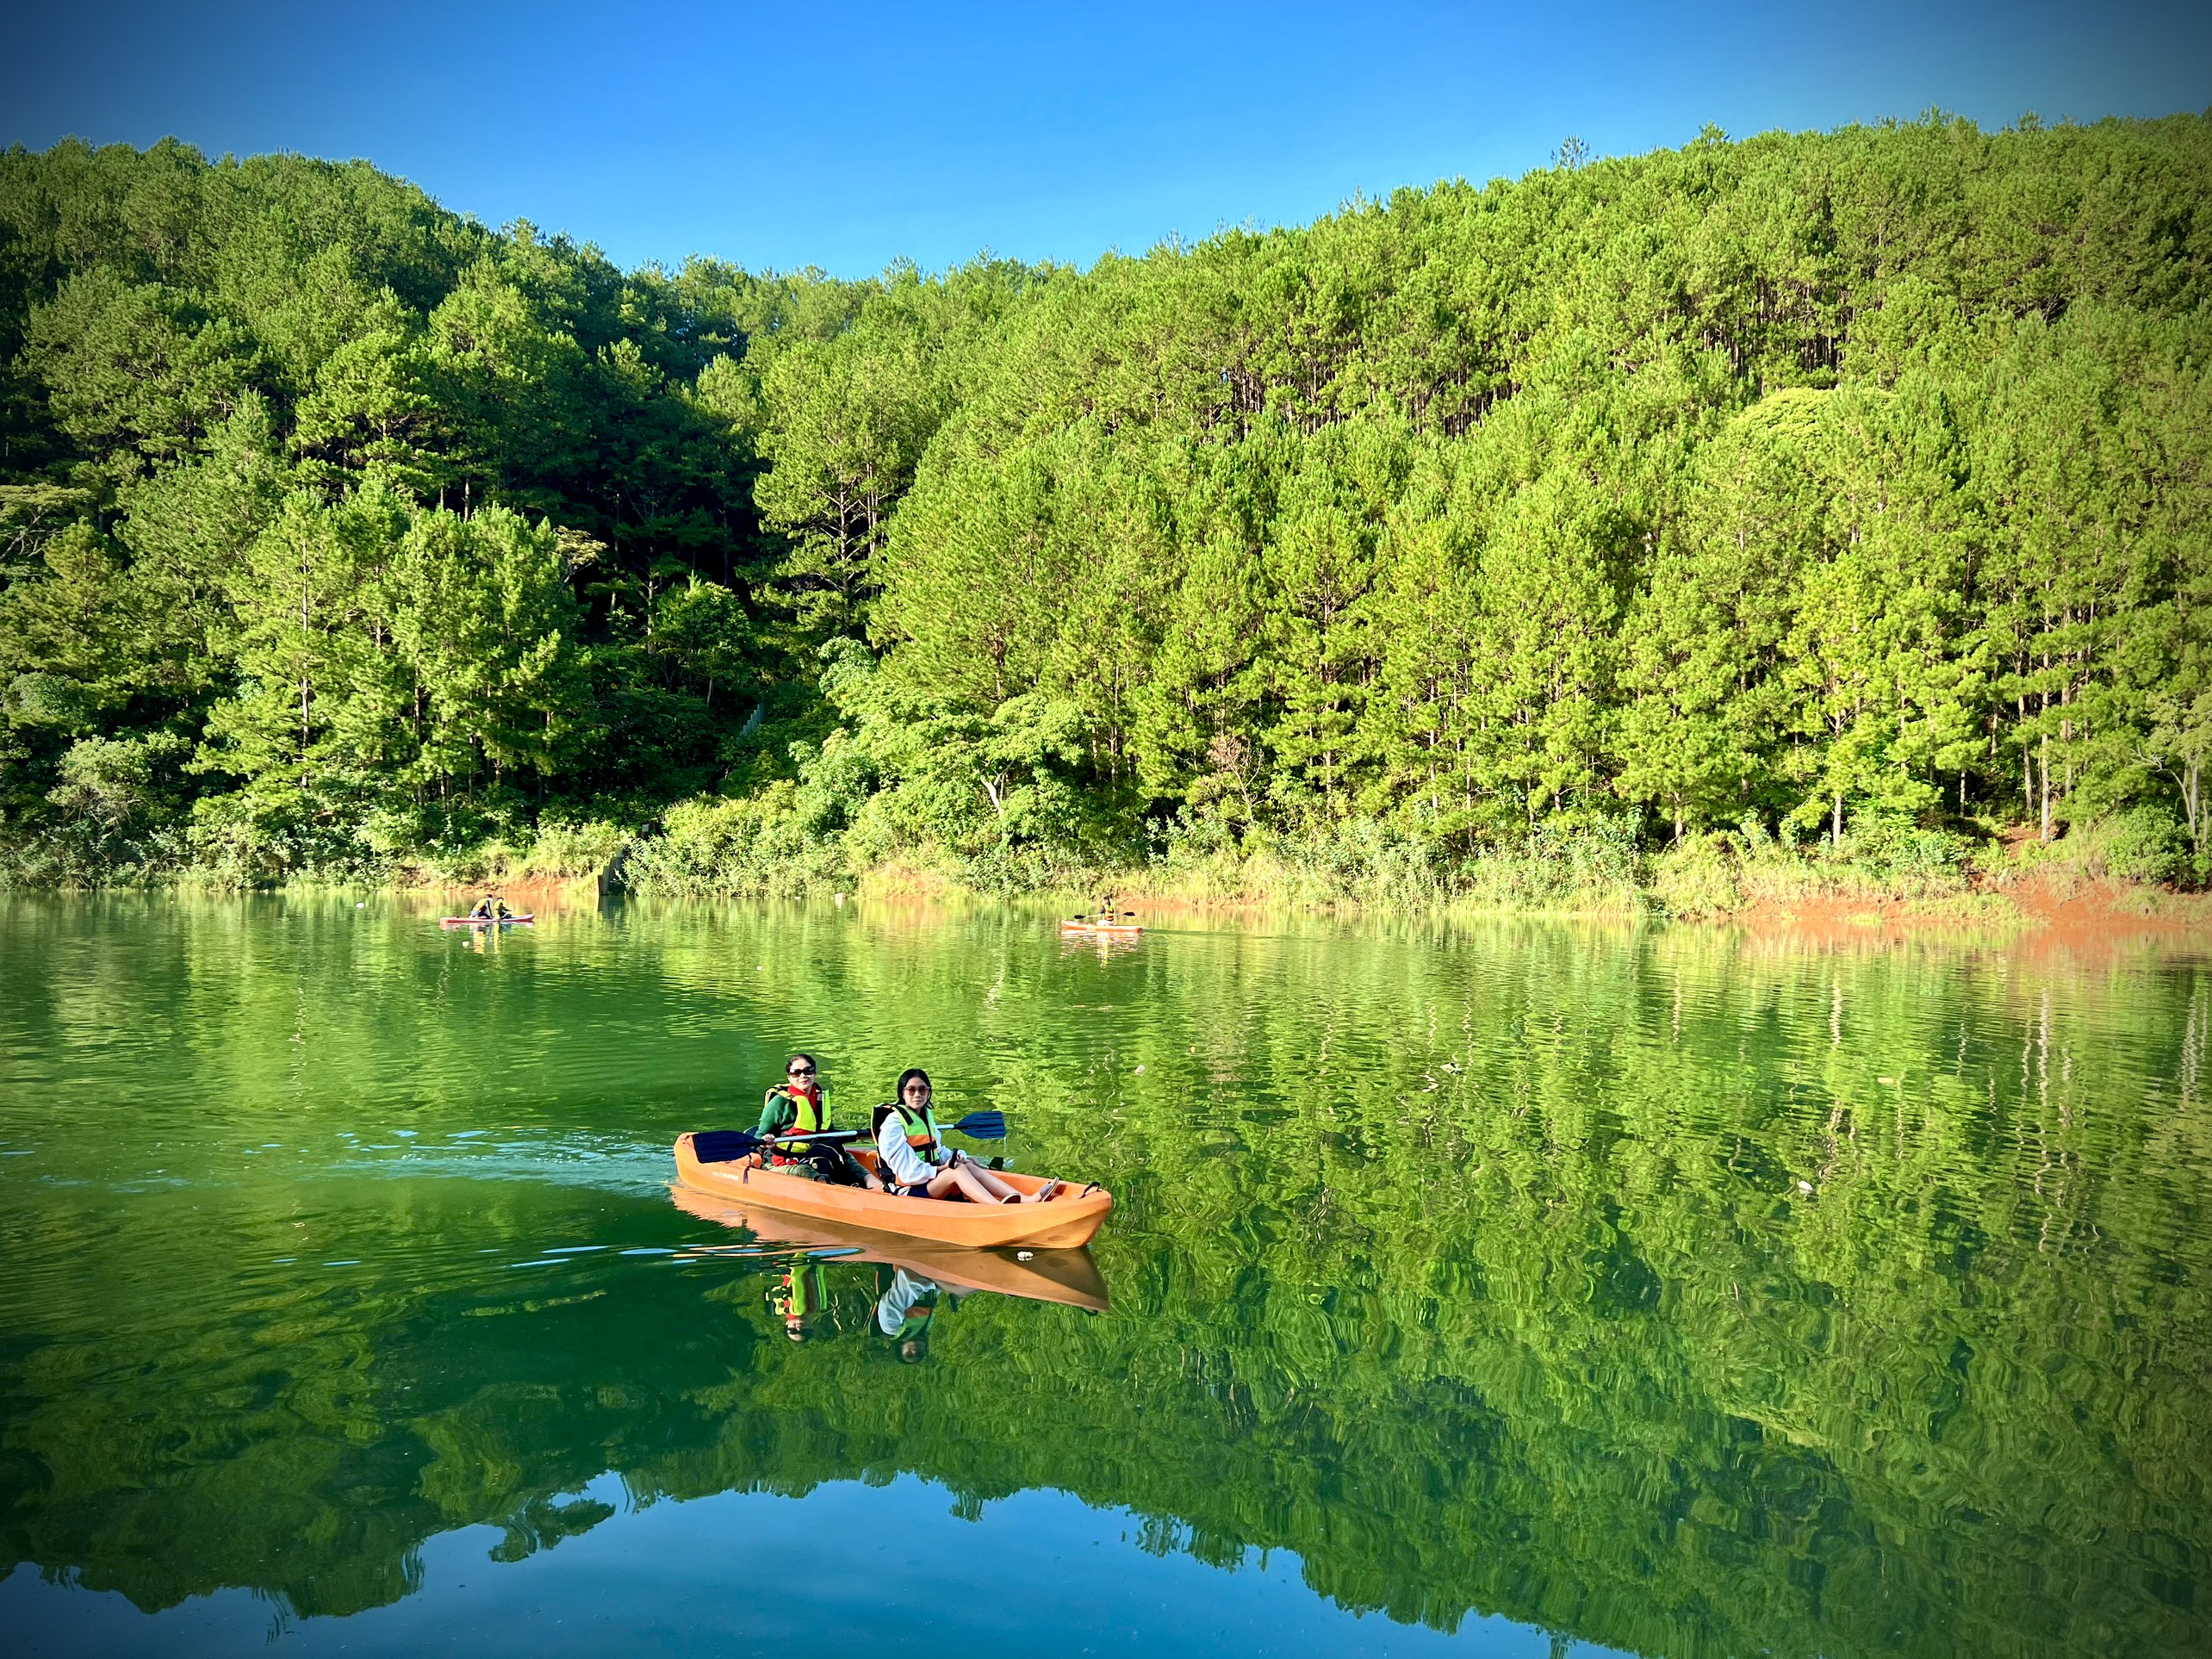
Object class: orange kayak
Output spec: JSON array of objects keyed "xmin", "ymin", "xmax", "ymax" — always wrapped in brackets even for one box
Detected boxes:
[
  {"xmin": 668, "ymin": 1183, "xmax": 1110, "ymax": 1311},
  {"xmin": 672, "ymin": 1132, "xmax": 1112, "ymax": 1250},
  {"xmin": 441, "ymin": 914, "xmax": 534, "ymax": 928},
  {"xmin": 1060, "ymin": 920, "xmax": 1142, "ymax": 935}
]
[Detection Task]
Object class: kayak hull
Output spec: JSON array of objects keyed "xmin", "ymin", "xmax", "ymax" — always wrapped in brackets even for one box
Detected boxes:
[
  {"xmin": 668, "ymin": 1183, "xmax": 1109, "ymax": 1311},
  {"xmin": 1060, "ymin": 922, "xmax": 1142, "ymax": 935},
  {"xmin": 673, "ymin": 1133, "xmax": 1111, "ymax": 1250},
  {"xmin": 440, "ymin": 914, "xmax": 535, "ymax": 928}
]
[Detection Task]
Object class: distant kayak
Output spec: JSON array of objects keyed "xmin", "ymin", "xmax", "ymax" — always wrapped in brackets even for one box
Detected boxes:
[
  {"xmin": 673, "ymin": 1132, "xmax": 1112, "ymax": 1251},
  {"xmin": 439, "ymin": 914, "xmax": 534, "ymax": 928},
  {"xmin": 1060, "ymin": 920, "xmax": 1142, "ymax": 935}
]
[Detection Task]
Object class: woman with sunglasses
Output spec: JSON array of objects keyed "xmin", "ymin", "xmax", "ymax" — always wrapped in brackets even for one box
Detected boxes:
[
  {"xmin": 756, "ymin": 1053, "xmax": 881, "ymax": 1190},
  {"xmin": 873, "ymin": 1068, "xmax": 1060, "ymax": 1204}
]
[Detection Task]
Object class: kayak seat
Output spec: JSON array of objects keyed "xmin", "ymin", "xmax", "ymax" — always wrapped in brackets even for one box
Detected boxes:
[{"xmin": 691, "ymin": 1130, "xmax": 755, "ymax": 1164}]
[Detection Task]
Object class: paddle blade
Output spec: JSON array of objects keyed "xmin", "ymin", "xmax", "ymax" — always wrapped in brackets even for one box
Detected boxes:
[
  {"xmin": 690, "ymin": 1129, "xmax": 763, "ymax": 1163},
  {"xmin": 949, "ymin": 1110, "xmax": 1007, "ymax": 1140}
]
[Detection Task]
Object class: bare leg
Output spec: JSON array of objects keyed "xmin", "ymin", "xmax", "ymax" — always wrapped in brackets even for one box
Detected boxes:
[
  {"xmin": 923, "ymin": 1162, "xmax": 1009, "ymax": 1204},
  {"xmin": 954, "ymin": 1155, "xmax": 1059, "ymax": 1205}
]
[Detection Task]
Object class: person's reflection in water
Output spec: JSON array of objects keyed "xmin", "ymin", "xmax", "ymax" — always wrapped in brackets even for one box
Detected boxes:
[
  {"xmin": 770, "ymin": 1259, "xmax": 833, "ymax": 1343},
  {"xmin": 876, "ymin": 1264, "xmax": 964, "ymax": 1364}
]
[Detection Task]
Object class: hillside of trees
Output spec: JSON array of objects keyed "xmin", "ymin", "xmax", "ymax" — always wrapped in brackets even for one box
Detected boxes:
[{"xmin": 2, "ymin": 115, "xmax": 2208, "ymax": 894}]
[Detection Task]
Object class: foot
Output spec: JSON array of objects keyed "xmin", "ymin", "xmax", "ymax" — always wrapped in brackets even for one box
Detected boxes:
[{"xmin": 1029, "ymin": 1178, "xmax": 1063, "ymax": 1203}]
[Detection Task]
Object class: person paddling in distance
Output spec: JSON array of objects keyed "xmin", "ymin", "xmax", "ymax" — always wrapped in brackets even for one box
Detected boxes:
[
  {"xmin": 757, "ymin": 1053, "xmax": 882, "ymax": 1190},
  {"xmin": 873, "ymin": 1068, "xmax": 1060, "ymax": 1204},
  {"xmin": 468, "ymin": 892, "xmax": 512, "ymax": 921}
]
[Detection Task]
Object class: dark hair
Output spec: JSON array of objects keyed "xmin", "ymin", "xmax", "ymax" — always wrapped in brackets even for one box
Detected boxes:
[
  {"xmin": 787, "ymin": 1052, "xmax": 818, "ymax": 1074},
  {"xmin": 895, "ymin": 1067, "xmax": 931, "ymax": 1098}
]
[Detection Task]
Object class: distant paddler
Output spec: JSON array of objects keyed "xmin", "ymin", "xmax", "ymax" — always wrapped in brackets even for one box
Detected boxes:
[
  {"xmin": 468, "ymin": 892, "xmax": 513, "ymax": 921},
  {"xmin": 1063, "ymin": 895, "xmax": 1139, "ymax": 932}
]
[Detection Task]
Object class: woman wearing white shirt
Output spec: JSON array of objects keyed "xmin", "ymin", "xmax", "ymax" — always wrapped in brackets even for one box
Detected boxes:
[{"xmin": 873, "ymin": 1069, "xmax": 1060, "ymax": 1204}]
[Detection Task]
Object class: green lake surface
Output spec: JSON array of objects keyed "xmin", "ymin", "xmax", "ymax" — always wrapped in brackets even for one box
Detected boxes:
[{"xmin": 2, "ymin": 895, "xmax": 2208, "ymax": 1657}]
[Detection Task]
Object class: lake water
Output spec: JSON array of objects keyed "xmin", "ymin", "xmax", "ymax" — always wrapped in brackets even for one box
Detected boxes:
[{"xmin": 1, "ymin": 894, "xmax": 2208, "ymax": 1657}]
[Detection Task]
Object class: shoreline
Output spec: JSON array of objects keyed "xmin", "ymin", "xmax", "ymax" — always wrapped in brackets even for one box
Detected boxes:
[{"xmin": 19, "ymin": 862, "xmax": 2201, "ymax": 959}]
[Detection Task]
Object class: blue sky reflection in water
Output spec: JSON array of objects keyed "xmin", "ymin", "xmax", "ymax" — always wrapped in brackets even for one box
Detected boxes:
[
  {"xmin": 0, "ymin": 894, "xmax": 2208, "ymax": 1656},
  {"xmin": 5, "ymin": 1478, "xmax": 1618, "ymax": 1657}
]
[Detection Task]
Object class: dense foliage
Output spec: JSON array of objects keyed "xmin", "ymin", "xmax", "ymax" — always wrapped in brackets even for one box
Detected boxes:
[{"xmin": 3, "ymin": 115, "xmax": 2209, "ymax": 890}]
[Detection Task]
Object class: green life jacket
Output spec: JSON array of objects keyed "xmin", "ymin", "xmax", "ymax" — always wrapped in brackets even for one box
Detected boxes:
[
  {"xmin": 873, "ymin": 1100, "xmax": 941, "ymax": 1170},
  {"xmin": 766, "ymin": 1085, "xmax": 830, "ymax": 1160}
]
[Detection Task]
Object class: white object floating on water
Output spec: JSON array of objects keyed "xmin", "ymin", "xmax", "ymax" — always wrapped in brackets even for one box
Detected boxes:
[
  {"xmin": 1016, "ymin": 1251, "xmax": 1035, "ymax": 1261},
  {"xmin": 1798, "ymin": 1180, "xmax": 1814, "ymax": 1194}
]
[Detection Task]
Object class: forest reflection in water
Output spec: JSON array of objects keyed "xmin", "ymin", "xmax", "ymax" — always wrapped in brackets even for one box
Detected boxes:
[{"xmin": 0, "ymin": 894, "xmax": 2207, "ymax": 1657}]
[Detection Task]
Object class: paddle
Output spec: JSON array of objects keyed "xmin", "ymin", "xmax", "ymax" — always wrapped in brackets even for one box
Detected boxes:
[
  {"xmin": 690, "ymin": 1128, "xmax": 859, "ymax": 1163},
  {"xmin": 691, "ymin": 1115, "xmax": 1005, "ymax": 1165}
]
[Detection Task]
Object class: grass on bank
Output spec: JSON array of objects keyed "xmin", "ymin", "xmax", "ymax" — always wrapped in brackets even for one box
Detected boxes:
[
  {"xmin": 3, "ymin": 794, "xmax": 2202, "ymax": 927},
  {"xmin": 596, "ymin": 799, "xmax": 2204, "ymax": 923}
]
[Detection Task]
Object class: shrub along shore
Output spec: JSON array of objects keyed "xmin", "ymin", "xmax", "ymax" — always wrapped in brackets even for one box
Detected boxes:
[
  {"xmin": 3, "ymin": 115, "xmax": 2209, "ymax": 904},
  {"xmin": 150, "ymin": 808, "xmax": 2198, "ymax": 936}
]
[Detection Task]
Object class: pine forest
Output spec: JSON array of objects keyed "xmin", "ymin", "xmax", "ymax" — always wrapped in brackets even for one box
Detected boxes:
[{"xmin": 1, "ymin": 114, "xmax": 2208, "ymax": 904}]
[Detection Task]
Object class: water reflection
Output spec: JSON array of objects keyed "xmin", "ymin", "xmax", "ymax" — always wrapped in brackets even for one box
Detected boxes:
[{"xmin": 0, "ymin": 894, "xmax": 2206, "ymax": 1656}]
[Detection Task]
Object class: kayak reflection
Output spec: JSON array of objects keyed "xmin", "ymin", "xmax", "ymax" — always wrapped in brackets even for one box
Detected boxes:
[{"xmin": 668, "ymin": 1182, "xmax": 1109, "ymax": 1312}]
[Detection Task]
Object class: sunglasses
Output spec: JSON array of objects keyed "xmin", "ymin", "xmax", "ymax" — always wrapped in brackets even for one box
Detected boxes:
[{"xmin": 788, "ymin": 1066, "xmax": 816, "ymax": 1078}]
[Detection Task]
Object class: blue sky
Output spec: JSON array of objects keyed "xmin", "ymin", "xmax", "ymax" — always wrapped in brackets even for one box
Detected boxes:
[{"xmin": 4, "ymin": 2, "xmax": 2206, "ymax": 277}]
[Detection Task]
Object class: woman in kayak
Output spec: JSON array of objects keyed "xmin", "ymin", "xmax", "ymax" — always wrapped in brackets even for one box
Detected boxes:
[
  {"xmin": 468, "ymin": 892, "xmax": 512, "ymax": 920},
  {"xmin": 873, "ymin": 1068, "xmax": 1059, "ymax": 1204},
  {"xmin": 758, "ymin": 1053, "xmax": 881, "ymax": 1190}
]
